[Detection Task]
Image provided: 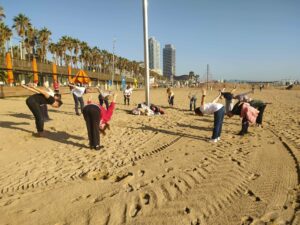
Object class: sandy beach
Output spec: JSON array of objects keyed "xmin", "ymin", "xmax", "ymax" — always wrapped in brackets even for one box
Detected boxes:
[{"xmin": 0, "ymin": 87, "xmax": 299, "ymax": 225}]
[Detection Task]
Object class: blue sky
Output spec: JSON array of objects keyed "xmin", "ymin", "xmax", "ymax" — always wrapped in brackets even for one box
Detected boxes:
[{"xmin": 1, "ymin": 0, "xmax": 300, "ymax": 81}]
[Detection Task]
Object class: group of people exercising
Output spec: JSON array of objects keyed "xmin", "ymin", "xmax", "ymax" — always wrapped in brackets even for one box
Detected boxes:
[{"xmin": 22, "ymin": 83, "xmax": 268, "ymax": 150}]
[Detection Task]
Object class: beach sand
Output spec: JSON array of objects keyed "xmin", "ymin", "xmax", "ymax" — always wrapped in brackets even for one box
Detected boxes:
[{"xmin": 0, "ymin": 87, "xmax": 299, "ymax": 225}]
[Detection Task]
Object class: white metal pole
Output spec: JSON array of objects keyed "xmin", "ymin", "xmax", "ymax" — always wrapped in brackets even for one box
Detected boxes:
[
  {"xmin": 143, "ymin": 0, "xmax": 150, "ymax": 106},
  {"xmin": 19, "ymin": 42, "xmax": 22, "ymax": 60},
  {"xmin": 112, "ymin": 39, "xmax": 116, "ymax": 90}
]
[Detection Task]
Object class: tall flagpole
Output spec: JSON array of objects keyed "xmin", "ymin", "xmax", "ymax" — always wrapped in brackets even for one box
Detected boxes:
[{"xmin": 143, "ymin": 0, "xmax": 150, "ymax": 106}]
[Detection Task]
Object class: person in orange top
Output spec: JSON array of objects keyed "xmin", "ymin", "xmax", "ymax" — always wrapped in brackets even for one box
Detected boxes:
[{"xmin": 83, "ymin": 93, "xmax": 117, "ymax": 150}]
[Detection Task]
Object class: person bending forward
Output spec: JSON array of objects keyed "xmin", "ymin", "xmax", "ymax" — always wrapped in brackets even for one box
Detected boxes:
[
  {"xmin": 195, "ymin": 89, "xmax": 225, "ymax": 143},
  {"xmin": 22, "ymin": 84, "xmax": 63, "ymax": 137},
  {"xmin": 83, "ymin": 94, "xmax": 117, "ymax": 150}
]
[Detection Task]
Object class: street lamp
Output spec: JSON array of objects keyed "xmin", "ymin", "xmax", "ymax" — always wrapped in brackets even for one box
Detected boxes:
[{"xmin": 112, "ymin": 38, "xmax": 116, "ymax": 89}]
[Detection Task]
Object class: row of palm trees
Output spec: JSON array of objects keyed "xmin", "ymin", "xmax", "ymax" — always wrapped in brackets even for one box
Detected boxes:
[{"xmin": 0, "ymin": 6, "xmax": 163, "ymax": 81}]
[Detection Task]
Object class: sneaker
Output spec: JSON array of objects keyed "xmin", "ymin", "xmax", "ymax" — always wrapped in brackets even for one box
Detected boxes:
[
  {"xmin": 94, "ymin": 145, "xmax": 104, "ymax": 151},
  {"xmin": 208, "ymin": 138, "xmax": 218, "ymax": 143},
  {"xmin": 217, "ymin": 137, "xmax": 221, "ymax": 141}
]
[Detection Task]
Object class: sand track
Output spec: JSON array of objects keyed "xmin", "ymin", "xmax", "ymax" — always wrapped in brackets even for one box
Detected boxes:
[{"xmin": 0, "ymin": 88, "xmax": 299, "ymax": 225}]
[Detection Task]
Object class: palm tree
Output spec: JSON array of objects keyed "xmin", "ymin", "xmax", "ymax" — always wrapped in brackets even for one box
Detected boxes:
[
  {"xmin": 24, "ymin": 26, "xmax": 38, "ymax": 61},
  {"xmin": 57, "ymin": 36, "xmax": 69, "ymax": 66},
  {"xmin": 72, "ymin": 38, "xmax": 80, "ymax": 68},
  {"xmin": 38, "ymin": 27, "xmax": 52, "ymax": 62},
  {"xmin": 0, "ymin": 22, "xmax": 12, "ymax": 56},
  {"xmin": 0, "ymin": 6, "xmax": 5, "ymax": 21},
  {"xmin": 12, "ymin": 45, "xmax": 21, "ymax": 59},
  {"xmin": 79, "ymin": 41, "xmax": 91, "ymax": 69},
  {"xmin": 12, "ymin": 14, "xmax": 31, "ymax": 60},
  {"xmin": 48, "ymin": 42, "xmax": 58, "ymax": 64}
]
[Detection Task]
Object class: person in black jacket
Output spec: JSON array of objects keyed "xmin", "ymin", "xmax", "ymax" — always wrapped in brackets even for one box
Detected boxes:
[{"xmin": 22, "ymin": 84, "xmax": 63, "ymax": 137}]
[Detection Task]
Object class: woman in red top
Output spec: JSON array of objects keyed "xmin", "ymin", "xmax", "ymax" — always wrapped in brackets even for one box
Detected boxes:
[{"xmin": 83, "ymin": 94, "xmax": 117, "ymax": 150}]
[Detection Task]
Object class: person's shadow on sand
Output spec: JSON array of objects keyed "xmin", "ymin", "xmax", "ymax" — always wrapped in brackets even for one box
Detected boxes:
[
  {"xmin": 0, "ymin": 120, "xmax": 86, "ymax": 148},
  {"xmin": 129, "ymin": 125, "xmax": 207, "ymax": 141},
  {"xmin": 5, "ymin": 112, "xmax": 34, "ymax": 120}
]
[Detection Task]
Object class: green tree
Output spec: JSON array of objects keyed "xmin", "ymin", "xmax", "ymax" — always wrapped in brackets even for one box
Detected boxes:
[
  {"xmin": 0, "ymin": 22, "xmax": 12, "ymax": 56},
  {"xmin": 12, "ymin": 14, "xmax": 31, "ymax": 60},
  {"xmin": 24, "ymin": 26, "xmax": 38, "ymax": 61},
  {"xmin": 0, "ymin": 6, "xmax": 5, "ymax": 21},
  {"xmin": 38, "ymin": 27, "xmax": 52, "ymax": 62}
]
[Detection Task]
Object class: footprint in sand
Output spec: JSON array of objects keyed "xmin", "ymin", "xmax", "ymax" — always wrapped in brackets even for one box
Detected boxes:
[
  {"xmin": 248, "ymin": 173, "xmax": 260, "ymax": 180},
  {"xmin": 244, "ymin": 190, "xmax": 261, "ymax": 202},
  {"xmin": 141, "ymin": 192, "xmax": 150, "ymax": 205},
  {"xmin": 129, "ymin": 203, "xmax": 142, "ymax": 217}
]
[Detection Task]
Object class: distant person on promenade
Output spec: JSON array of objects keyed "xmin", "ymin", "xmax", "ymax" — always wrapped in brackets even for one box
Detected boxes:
[
  {"xmin": 21, "ymin": 84, "xmax": 63, "ymax": 137},
  {"xmin": 83, "ymin": 93, "xmax": 117, "ymax": 150},
  {"xmin": 123, "ymin": 85, "xmax": 133, "ymax": 105},
  {"xmin": 194, "ymin": 89, "xmax": 225, "ymax": 143},
  {"xmin": 167, "ymin": 87, "xmax": 175, "ymax": 107},
  {"xmin": 69, "ymin": 83, "xmax": 86, "ymax": 116},
  {"xmin": 188, "ymin": 91, "xmax": 197, "ymax": 111},
  {"xmin": 97, "ymin": 87, "xmax": 111, "ymax": 109}
]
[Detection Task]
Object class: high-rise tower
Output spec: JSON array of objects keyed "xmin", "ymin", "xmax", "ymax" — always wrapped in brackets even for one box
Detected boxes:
[
  {"xmin": 163, "ymin": 44, "xmax": 176, "ymax": 78},
  {"xmin": 148, "ymin": 37, "xmax": 161, "ymax": 74}
]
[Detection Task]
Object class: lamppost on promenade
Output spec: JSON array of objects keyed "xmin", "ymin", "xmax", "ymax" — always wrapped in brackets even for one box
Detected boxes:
[
  {"xmin": 112, "ymin": 38, "xmax": 116, "ymax": 89},
  {"xmin": 143, "ymin": 0, "xmax": 150, "ymax": 106}
]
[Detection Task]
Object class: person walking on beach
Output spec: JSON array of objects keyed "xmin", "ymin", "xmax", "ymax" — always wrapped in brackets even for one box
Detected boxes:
[
  {"xmin": 194, "ymin": 89, "xmax": 225, "ymax": 143},
  {"xmin": 123, "ymin": 85, "xmax": 133, "ymax": 105},
  {"xmin": 167, "ymin": 87, "xmax": 175, "ymax": 107},
  {"xmin": 83, "ymin": 93, "xmax": 117, "ymax": 150},
  {"xmin": 22, "ymin": 84, "xmax": 63, "ymax": 137},
  {"xmin": 188, "ymin": 92, "xmax": 197, "ymax": 111},
  {"xmin": 69, "ymin": 83, "xmax": 86, "ymax": 116}
]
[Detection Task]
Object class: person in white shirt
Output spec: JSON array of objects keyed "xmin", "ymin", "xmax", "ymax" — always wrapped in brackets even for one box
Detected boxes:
[
  {"xmin": 123, "ymin": 85, "xmax": 133, "ymax": 105},
  {"xmin": 194, "ymin": 89, "xmax": 225, "ymax": 143},
  {"xmin": 40, "ymin": 82, "xmax": 60, "ymax": 121},
  {"xmin": 69, "ymin": 83, "xmax": 86, "ymax": 116}
]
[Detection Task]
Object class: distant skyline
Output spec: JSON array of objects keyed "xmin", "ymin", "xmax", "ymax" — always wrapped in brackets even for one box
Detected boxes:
[{"xmin": 1, "ymin": 0, "xmax": 299, "ymax": 81}]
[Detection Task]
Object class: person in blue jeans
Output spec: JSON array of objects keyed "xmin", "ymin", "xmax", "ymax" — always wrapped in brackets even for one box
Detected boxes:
[{"xmin": 194, "ymin": 89, "xmax": 225, "ymax": 143}]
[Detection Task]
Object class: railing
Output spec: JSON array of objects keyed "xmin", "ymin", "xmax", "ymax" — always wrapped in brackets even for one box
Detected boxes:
[{"xmin": 0, "ymin": 57, "xmax": 137, "ymax": 83}]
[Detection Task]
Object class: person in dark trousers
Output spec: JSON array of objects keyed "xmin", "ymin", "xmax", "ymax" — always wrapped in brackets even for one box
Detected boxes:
[
  {"xmin": 69, "ymin": 83, "xmax": 86, "ymax": 116},
  {"xmin": 40, "ymin": 83, "xmax": 62, "ymax": 122},
  {"xmin": 249, "ymin": 99, "xmax": 270, "ymax": 127},
  {"xmin": 123, "ymin": 85, "xmax": 133, "ymax": 105},
  {"xmin": 97, "ymin": 87, "xmax": 110, "ymax": 109},
  {"xmin": 194, "ymin": 89, "xmax": 225, "ymax": 143},
  {"xmin": 21, "ymin": 84, "xmax": 63, "ymax": 137},
  {"xmin": 188, "ymin": 92, "xmax": 197, "ymax": 111},
  {"xmin": 167, "ymin": 87, "xmax": 174, "ymax": 107},
  {"xmin": 229, "ymin": 101, "xmax": 259, "ymax": 135},
  {"xmin": 83, "ymin": 94, "xmax": 117, "ymax": 150}
]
